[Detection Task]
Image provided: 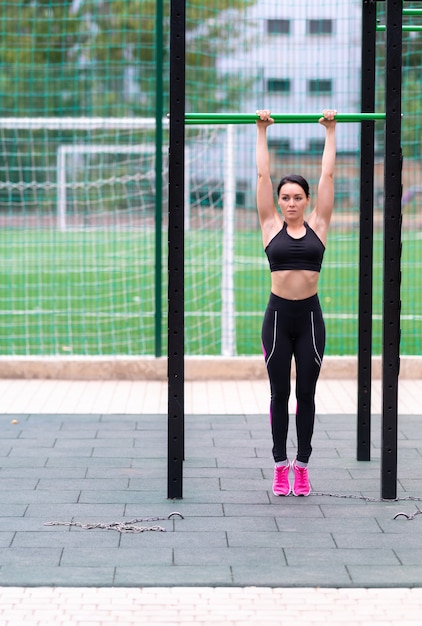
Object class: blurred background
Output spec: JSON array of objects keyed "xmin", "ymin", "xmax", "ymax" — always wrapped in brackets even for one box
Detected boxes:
[{"xmin": 0, "ymin": 0, "xmax": 420, "ymax": 358}]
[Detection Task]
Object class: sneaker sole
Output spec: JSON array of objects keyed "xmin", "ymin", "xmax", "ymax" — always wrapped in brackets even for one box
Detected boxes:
[{"xmin": 273, "ymin": 488, "xmax": 291, "ymax": 496}]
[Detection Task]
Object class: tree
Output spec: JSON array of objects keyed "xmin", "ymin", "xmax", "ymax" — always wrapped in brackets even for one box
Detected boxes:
[
  {"xmin": 375, "ymin": 6, "xmax": 422, "ymax": 159},
  {"xmin": 0, "ymin": 0, "xmax": 256, "ymax": 208},
  {"xmin": 0, "ymin": 0, "xmax": 256, "ymax": 117}
]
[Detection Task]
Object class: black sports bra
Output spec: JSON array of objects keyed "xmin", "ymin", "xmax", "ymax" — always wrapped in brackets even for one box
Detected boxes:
[{"xmin": 265, "ymin": 222, "xmax": 325, "ymax": 273}]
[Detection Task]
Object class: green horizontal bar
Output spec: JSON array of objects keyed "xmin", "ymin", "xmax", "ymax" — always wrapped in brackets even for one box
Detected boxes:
[
  {"xmin": 377, "ymin": 24, "xmax": 422, "ymax": 31},
  {"xmin": 403, "ymin": 9, "xmax": 422, "ymax": 16},
  {"xmin": 185, "ymin": 113, "xmax": 386, "ymax": 125}
]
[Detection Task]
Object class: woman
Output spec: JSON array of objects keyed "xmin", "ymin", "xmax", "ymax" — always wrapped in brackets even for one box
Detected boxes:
[{"xmin": 256, "ymin": 108, "xmax": 337, "ymax": 497}]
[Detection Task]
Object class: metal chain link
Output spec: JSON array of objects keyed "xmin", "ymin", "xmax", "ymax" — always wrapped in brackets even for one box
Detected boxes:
[
  {"xmin": 312, "ymin": 491, "xmax": 422, "ymax": 520},
  {"xmin": 311, "ymin": 492, "xmax": 422, "ymax": 502},
  {"xmin": 393, "ymin": 506, "xmax": 422, "ymax": 521},
  {"xmin": 44, "ymin": 511, "xmax": 184, "ymax": 533},
  {"xmin": 44, "ymin": 493, "xmax": 422, "ymax": 531}
]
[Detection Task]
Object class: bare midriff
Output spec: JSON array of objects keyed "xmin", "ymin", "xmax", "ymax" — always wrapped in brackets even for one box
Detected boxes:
[{"xmin": 271, "ymin": 269, "xmax": 319, "ymax": 301}]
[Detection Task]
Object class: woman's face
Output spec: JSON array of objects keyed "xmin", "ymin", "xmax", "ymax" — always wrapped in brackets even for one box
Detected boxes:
[{"xmin": 278, "ymin": 182, "xmax": 310, "ymax": 220}]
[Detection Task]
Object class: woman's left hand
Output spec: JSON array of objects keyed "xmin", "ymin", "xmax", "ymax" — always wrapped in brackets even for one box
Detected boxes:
[{"xmin": 319, "ymin": 109, "xmax": 337, "ymax": 126}]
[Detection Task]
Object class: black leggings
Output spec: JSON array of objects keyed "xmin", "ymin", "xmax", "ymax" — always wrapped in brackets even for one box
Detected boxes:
[{"xmin": 261, "ymin": 293, "xmax": 325, "ymax": 464}]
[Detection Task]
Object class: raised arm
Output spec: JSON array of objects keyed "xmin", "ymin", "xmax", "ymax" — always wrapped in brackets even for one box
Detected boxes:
[
  {"xmin": 256, "ymin": 109, "xmax": 281, "ymax": 246},
  {"xmin": 309, "ymin": 109, "xmax": 337, "ymax": 242}
]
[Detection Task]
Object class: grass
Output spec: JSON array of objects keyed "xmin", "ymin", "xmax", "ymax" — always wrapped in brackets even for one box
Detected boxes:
[{"xmin": 0, "ymin": 227, "xmax": 420, "ymax": 356}]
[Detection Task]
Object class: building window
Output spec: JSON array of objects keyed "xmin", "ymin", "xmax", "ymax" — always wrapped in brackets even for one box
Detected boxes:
[
  {"xmin": 268, "ymin": 139, "xmax": 291, "ymax": 153},
  {"xmin": 267, "ymin": 78, "xmax": 291, "ymax": 94},
  {"xmin": 266, "ymin": 19, "xmax": 290, "ymax": 35},
  {"xmin": 307, "ymin": 19, "xmax": 333, "ymax": 35},
  {"xmin": 308, "ymin": 139, "xmax": 325, "ymax": 153},
  {"xmin": 308, "ymin": 79, "xmax": 332, "ymax": 95}
]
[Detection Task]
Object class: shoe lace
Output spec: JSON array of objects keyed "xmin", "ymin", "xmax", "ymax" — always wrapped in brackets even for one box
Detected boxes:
[{"xmin": 295, "ymin": 465, "xmax": 308, "ymax": 484}]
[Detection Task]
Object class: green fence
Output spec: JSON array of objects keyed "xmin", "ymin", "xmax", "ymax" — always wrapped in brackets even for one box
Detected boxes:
[{"xmin": 0, "ymin": 0, "xmax": 421, "ymax": 357}]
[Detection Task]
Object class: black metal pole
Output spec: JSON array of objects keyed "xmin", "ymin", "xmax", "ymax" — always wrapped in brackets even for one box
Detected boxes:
[
  {"xmin": 154, "ymin": 0, "xmax": 163, "ymax": 358},
  {"xmin": 357, "ymin": 0, "xmax": 377, "ymax": 462},
  {"xmin": 381, "ymin": 0, "xmax": 402, "ymax": 500},
  {"xmin": 167, "ymin": 0, "xmax": 186, "ymax": 499}
]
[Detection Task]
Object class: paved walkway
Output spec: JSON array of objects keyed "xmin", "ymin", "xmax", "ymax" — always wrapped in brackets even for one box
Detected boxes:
[
  {"xmin": 0, "ymin": 378, "xmax": 421, "ymax": 624},
  {"xmin": 0, "ymin": 377, "xmax": 419, "ymax": 415}
]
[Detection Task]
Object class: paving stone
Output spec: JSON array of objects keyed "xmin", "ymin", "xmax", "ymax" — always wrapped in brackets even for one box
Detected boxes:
[
  {"xmin": 11, "ymin": 530, "xmax": 120, "ymax": 549},
  {"xmin": 0, "ymin": 490, "xmax": 81, "ymax": 504},
  {"xmin": 394, "ymin": 548, "xmax": 422, "ymax": 565},
  {"xmin": 0, "ymin": 410, "xmax": 421, "ymax": 589},
  {"xmin": 231, "ymin": 564, "xmax": 352, "ymax": 587},
  {"xmin": 174, "ymin": 516, "xmax": 277, "ymax": 532},
  {"xmin": 347, "ymin": 565, "xmax": 422, "ymax": 586},
  {"xmin": 118, "ymin": 531, "xmax": 228, "ymax": 549},
  {"xmin": 174, "ymin": 546, "xmax": 287, "ymax": 567},
  {"xmin": 0, "ymin": 565, "xmax": 115, "ymax": 586},
  {"xmin": 114, "ymin": 565, "xmax": 233, "ymax": 586},
  {"xmin": 0, "ymin": 547, "xmax": 62, "ymax": 566},
  {"xmin": 274, "ymin": 516, "xmax": 382, "ymax": 533},
  {"xmin": 27, "ymin": 503, "xmax": 126, "ymax": 519},
  {"xmin": 46, "ymin": 456, "xmax": 132, "ymax": 468},
  {"xmin": 332, "ymin": 532, "xmax": 421, "ymax": 550},
  {"xmin": 226, "ymin": 530, "xmax": 335, "ymax": 549},
  {"xmin": 60, "ymin": 546, "xmax": 173, "ymax": 567},
  {"xmin": 284, "ymin": 547, "xmax": 400, "ymax": 566}
]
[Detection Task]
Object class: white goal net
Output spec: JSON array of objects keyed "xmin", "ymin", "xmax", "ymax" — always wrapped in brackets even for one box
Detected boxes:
[{"xmin": 0, "ymin": 118, "xmax": 246, "ymax": 357}]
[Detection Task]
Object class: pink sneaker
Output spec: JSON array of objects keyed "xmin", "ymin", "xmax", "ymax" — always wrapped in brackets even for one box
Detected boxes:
[
  {"xmin": 292, "ymin": 461, "xmax": 311, "ymax": 496},
  {"xmin": 272, "ymin": 464, "xmax": 291, "ymax": 496}
]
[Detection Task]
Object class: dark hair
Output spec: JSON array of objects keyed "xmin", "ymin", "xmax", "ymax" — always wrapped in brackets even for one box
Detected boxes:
[{"xmin": 277, "ymin": 174, "xmax": 310, "ymax": 198}]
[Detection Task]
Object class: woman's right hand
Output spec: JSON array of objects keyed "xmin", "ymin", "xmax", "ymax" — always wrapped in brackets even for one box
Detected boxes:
[
  {"xmin": 319, "ymin": 109, "xmax": 337, "ymax": 128},
  {"xmin": 256, "ymin": 109, "xmax": 274, "ymax": 127}
]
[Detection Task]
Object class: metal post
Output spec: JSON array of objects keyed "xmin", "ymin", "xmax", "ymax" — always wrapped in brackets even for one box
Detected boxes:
[
  {"xmin": 381, "ymin": 0, "xmax": 402, "ymax": 501},
  {"xmin": 167, "ymin": 0, "xmax": 186, "ymax": 500},
  {"xmin": 357, "ymin": 0, "xmax": 377, "ymax": 461},
  {"xmin": 154, "ymin": 0, "xmax": 163, "ymax": 357},
  {"xmin": 221, "ymin": 126, "xmax": 236, "ymax": 356}
]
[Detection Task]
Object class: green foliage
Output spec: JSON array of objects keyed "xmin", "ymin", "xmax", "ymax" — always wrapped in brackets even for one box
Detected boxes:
[
  {"xmin": 0, "ymin": 0, "xmax": 256, "ymax": 210},
  {"xmin": 402, "ymin": 72, "xmax": 422, "ymax": 158},
  {"xmin": 374, "ymin": 5, "xmax": 422, "ymax": 158},
  {"xmin": 0, "ymin": 0, "xmax": 255, "ymax": 117}
]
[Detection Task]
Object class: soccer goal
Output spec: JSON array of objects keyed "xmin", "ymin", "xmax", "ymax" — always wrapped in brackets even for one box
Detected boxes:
[
  {"xmin": 0, "ymin": 117, "xmax": 241, "ymax": 357},
  {"xmin": 56, "ymin": 143, "xmax": 163, "ymax": 232}
]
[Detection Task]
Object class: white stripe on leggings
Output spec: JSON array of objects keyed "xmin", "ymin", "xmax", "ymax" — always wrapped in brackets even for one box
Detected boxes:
[
  {"xmin": 266, "ymin": 310, "xmax": 278, "ymax": 367},
  {"xmin": 310, "ymin": 311, "xmax": 322, "ymax": 368}
]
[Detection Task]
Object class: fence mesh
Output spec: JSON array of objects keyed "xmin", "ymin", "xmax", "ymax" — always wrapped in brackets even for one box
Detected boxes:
[{"xmin": 0, "ymin": 0, "xmax": 420, "ymax": 356}]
